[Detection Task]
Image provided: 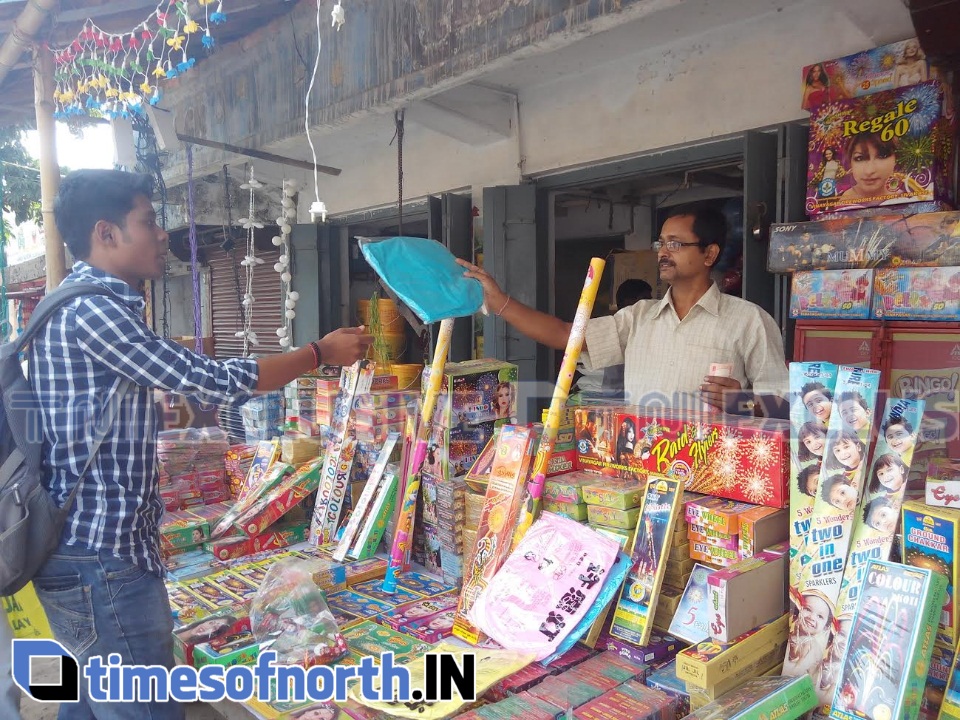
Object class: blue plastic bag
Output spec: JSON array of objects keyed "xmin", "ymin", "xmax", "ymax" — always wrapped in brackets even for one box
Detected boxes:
[{"xmin": 358, "ymin": 236, "xmax": 483, "ymax": 324}]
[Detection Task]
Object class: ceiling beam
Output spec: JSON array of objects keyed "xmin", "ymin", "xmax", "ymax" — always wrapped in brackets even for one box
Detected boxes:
[{"xmin": 177, "ymin": 133, "xmax": 341, "ymax": 176}]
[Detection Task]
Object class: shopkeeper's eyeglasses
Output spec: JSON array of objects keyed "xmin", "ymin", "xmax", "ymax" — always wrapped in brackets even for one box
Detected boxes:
[{"xmin": 653, "ymin": 239, "xmax": 702, "ymax": 252}]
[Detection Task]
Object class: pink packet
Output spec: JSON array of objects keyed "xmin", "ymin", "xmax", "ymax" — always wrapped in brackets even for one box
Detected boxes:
[{"xmin": 468, "ymin": 513, "xmax": 619, "ymax": 661}]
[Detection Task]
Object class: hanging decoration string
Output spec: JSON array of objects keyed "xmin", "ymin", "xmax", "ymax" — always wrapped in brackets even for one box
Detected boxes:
[
  {"xmin": 237, "ymin": 167, "xmax": 264, "ymax": 355},
  {"xmin": 272, "ymin": 180, "xmax": 300, "ymax": 349},
  {"xmin": 185, "ymin": 144, "xmax": 203, "ymax": 354},
  {"xmin": 50, "ymin": 0, "xmax": 229, "ymax": 120},
  {"xmin": 221, "ymin": 165, "xmax": 246, "ymax": 330}
]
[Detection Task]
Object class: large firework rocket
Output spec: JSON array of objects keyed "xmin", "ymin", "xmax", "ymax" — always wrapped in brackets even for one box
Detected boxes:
[
  {"xmin": 381, "ymin": 318, "xmax": 454, "ymax": 594},
  {"xmin": 510, "ymin": 257, "xmax": 605, "ymax": 551}
]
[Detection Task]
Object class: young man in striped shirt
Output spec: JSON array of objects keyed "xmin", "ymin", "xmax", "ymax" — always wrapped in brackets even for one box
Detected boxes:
[{"xmin": 28, "ymin": 169, "xmax": 371, "ymax": 719}]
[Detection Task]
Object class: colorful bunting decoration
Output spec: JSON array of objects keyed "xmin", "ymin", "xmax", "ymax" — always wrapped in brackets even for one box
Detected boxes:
[{"xmin": 51, "ymin": 0, "xmax": 228, "ymax": 119}]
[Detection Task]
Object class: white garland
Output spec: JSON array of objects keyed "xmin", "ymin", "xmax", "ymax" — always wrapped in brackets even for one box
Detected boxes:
[
  {"xmin": 273, "ymin": 179, "xmax": 300, "ymax": 349},
  {"xmin": 236, "ymin": 167, "xmax": 264, "ymax": 355}
]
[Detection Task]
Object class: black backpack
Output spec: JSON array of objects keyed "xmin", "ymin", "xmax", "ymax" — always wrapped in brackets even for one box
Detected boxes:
[{"xmin": 0, "ymin": 282, "xmax": 129, "ymax": 596}]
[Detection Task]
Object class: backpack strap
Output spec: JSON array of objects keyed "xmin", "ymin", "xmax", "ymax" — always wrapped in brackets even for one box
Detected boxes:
[
  {"xmin": 58, "ymin": 376, "xmax": 134, "ymax": 520},
  {"xmin": 13, "ymin": 282, "xmax": 117, "ymax": 354}
]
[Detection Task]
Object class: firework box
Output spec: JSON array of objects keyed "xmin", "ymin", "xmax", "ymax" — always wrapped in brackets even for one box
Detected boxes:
[
  {"xmin": 737, "ymin": 506, "xmax": 788, "ymax": 559},
  {"xmin": 927, "ymin": 460, "xmax": 960, "ymax": 508},
  {"xmin": 689, "ymin": 542, "xmax": 740, "ymax": 567},
  {"xmin": 667, "ymin": 563, "xmax": 715, "ymax": 644},
  {"xmin": 192, "ymin": 631, "xmax": 260, "ymax": 668},
  {"xmin": 572, "ymin": 682, "xmax": 677, "ymax": 720},
  {"xmin": 791, "ymin": 270, "xmax": 874, "ymax": 319},
  {"xmin": 796, "ymin": 366, "xmax": 881, "ymax": 610},
  {"xmin": 172, "ymin": 611, "xmax": 250, "ymax": 667},
  {"xmin": 836, "ymin": 397, "xmax": 925, "ymax": 621},
  {"xmin": 828, "ymin": 560, "xmax": 945, "ymax": 720},
  {"xmin": 787, "ymin": 361, "xmax": 839, "ymax": 588},
  {"xmin": 204, "ymin": 520, "xmax": 310, "ymax": 562},
  {"xmin": 548, "ymin": 448, "xmax": 578, "ymax": 477},
  {"xmin": 545, "ymin": 500, "xmax": 588, "ymax": 521},
  {"xmin": 576, "ymin": 408, "xmax": 790, "ymax": 508},
  {"xmin": 427, "ymin": 419, "xmax": 502, "ymax": 482},
  {"xmin": 453, "ymin": 425, "xmax": 534, "ymax": 645},
  {"xmin": 333, "ymin": 433, "xmax": 399, "ymax": 562},
  {"xmin": 582, "ymin": 478, "xmax": 646, "ymax": 509},
  {"xmin": 486, "ymin": 662, "xmax": 554, "ymax": 701},
  {"xmin": 592, "ymin": 524, "xmax": 633, "ymax": 550},
  {"xmin": 939, "ymin": 644, "xmax": 960, "ymax": 720},
  {"xmin": 645, "ymin": 660, "xmax": 691, "ymax": 718},
  {"xmin": 688, "ymin": 524, "xmax": 739, "ymax": 551},
  {"xmin": 544, "ymin": 472, "xmax": 597, "ymax": 504},
  {"xmin": 351, "ymin": 577, "xmax": 423, "ymax": 607},
  {"xmin": 311, "ymin": 361, "xmax": 374, "ymax": 545},
  {"xmin": 160, "ymin": 511, "xmax": 211, "ymax": 553},
  {"xmin": 395, "ymin": 570, "xmax": 454, "ymax": 597},
  {"xmin": 685, "ymin": 497, "xmax": 754, "ymax": 535},
  {"xmin": 923, "ymin": 642, "xmax": 954, "ymax": 719},
  {"xmin": 675, "ymin": 613, "xmax": 789, "ymax": 688},
  {"xmin": 902, "ymin": 500, "xmax": 960, "ymax": 648},
  {"xmin": 340, "ymin": 620, "xmax": 431, "ymax": 661},
  {"xmin": 610, "ymin": 476, "xmax": 684, "ymax": 646},
  {"xmin": 873, "ymin": 267, "xmax": 960, "ymax": 321},
  {"xmin": 805, "ymin": 82, "xmax": 953, "ymax": 216},
  {"xmin": 379, "ymin": 591, "xmax": 460, "ymax": 631},
  {"xmin": 768, "ymin": 212, "xmax": 960, "ymax": 274},
  {"xmin": 606, "ymin": 633, "xmax": 680, "ymax": 666},
  {"xmin": 587, "ymin": 505, "xmax": 641, "ymax": 530},
  {"xmin": 668, "ymin": 542, "xmax": 689, "ymax": 562},
  {"xmin": 348, "ymin": 467, "xmax": 398, "ymax": 560},
  {"xmin": 465, "ymin": 430, "xmax": 501, "ymax": 493},
  {"xmin": 706, "ymin": 548, "xmax": 787, "ymax": 643},
  {"xmin": 800, "ymin": 39, "xmax": 947, "ymax": 111},
  {"xmin": 684, "ymin": 675, "xmax": 817, "ymax": 720},
  {"xmin": 422, "ymin": 359, "xmax": 519, "ymax": 428},
  {"xmin": 682, "ymin": 638, "xmax": 787, "ymax": 702},
  {"xmin": 232, "ymin": 458, "xmax": 323, "ymax": 537},
  {"xmin": 237, "ymin": 439, "xmax": 280, "ymax": 501}
]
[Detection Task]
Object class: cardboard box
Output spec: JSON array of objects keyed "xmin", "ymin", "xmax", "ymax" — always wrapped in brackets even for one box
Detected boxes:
[
  {"xmin": 737, "ymin": 506, "xmax": 788, "ymax": 559},
  {"xmin": 927, "ymin": 460, "xmax": 960, "ymax": 508},
  {"xmin": 577, "ymin": 408, "xmax": 789, "ymax": 508},
  {"xmin": 544, "ymin": 500, "xmax": 588, "ymax": 522},
  {"xmin": 873, "ymin": 267, "xmax": 960, "ymax": 321},
  {"xmin": 829, "ymin": 561, "xmax": 946, "ymax": 720},
  {"xmin": 768, "ymin": 212, "xmax": 960, "ymax": 274},
  {"xmin": 675, "ymin": 614, "xmax": 789, "ymax": 689},
  {"xmin": 544, "ymin": 472, "xmax": 599, "ymax": 504},
  {"xmin": 800, "ymin": 39, "xmax": 948, "ymax": 111},
  {"xmin": 791, "ymin": 270, "xmax": 873, "ymax": 319},
  {"xmin": 687, "ymin": 526, "xmax": 739, "ymax": 552},
  {"xmin": 902, "ymin": 501, "xmax": 960, "ymax": 648},
  {"xmin": 706, "ymin": 548, "xmax": 787, "ymax": 643},
  {"xmin": 805, "ymin": 82, "xmax": 953, "ymax": 216},
  {"xmin": 422, "ymin": 359, "xmax": 519, "ymax": 427},
  {"xmin": 685, "ymin": 498, "xmax": 754, "ymax": 535},
  {"xmin": 689, "ymin": 542, "xmax": 740, "ymax": 567},
  {"xmin": 684, "ymin": 675, "xmax": 817, "ymax": 719},
  {"xmin": 582, "ymin": 478, "xmax": 645, "ymax": 509}
]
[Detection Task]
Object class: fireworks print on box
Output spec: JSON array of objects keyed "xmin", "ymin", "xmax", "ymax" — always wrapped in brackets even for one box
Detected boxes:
[{"xmin": 806, "ymin": 82, "xmax": 952, "ymax": 215}]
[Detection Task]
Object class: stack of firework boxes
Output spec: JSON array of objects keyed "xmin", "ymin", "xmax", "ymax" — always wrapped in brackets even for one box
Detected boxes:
[{"xmin": 411, "ymin": 360, "xmax": 517, "ymax": 584}]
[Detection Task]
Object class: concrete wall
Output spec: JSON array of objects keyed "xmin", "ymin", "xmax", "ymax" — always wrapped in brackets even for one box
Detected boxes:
[{"xmin": 159, "ymin": 0, "xmax": 914, "ymax": 224}]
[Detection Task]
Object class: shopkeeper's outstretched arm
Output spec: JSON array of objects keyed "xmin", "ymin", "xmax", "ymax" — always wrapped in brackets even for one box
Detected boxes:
[
  {"xmin": 458, "ymin": 259, "xmax": 573, "ymax": 351},
  {"xmin": 256, "ymin": 327, "xmax": 374, "ymax": 391}
]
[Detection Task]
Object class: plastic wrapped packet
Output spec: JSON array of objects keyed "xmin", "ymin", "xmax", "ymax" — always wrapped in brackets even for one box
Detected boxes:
[{"xmin": 250, "ymin": 558, "xmax": 348, "ymax": 667}]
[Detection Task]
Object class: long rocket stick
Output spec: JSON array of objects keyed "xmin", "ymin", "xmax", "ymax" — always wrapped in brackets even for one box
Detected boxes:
[
  {"xmin": 382, "ymin": 318, "xmax": 455, "ymax": 593},
  {"xmin": 510, "ymin": 257, "xmax": 605, "ymax": 551}
]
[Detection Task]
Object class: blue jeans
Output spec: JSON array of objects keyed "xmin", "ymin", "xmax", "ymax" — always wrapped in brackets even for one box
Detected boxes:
[{"xmin": 33, "ymin": 545, "xmax": 184, "ymax": 720}]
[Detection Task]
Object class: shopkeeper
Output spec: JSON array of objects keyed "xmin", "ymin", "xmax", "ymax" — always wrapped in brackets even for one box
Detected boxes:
[{"xmin": 460, "ymin": 204, "xmax": 788, "ymax": 416}]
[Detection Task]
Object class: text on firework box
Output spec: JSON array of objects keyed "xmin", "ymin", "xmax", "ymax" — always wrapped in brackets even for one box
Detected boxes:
[
  {"xmin": 767, "ymin": 211, "xmax": 960, "ymax": 274},
  {"xmin": 575, "ymin": 408, "xmax": 789, "ymax": 508},
  {"xmin": 927, "ymin": 460, "xmax": 960, "ymax": 508},
  {"xmin": 706, "ymin": 542, "xmax": 788, "ymax": 643},
  {"xmin": 902, "ymin": 500, "xmax": 960, "ymax": 648}
]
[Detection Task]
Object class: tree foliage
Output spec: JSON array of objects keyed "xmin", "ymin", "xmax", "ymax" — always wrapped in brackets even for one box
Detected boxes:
[{"xmin": 0, "ymin": 126, "xmax": 41, "ymax": 225}]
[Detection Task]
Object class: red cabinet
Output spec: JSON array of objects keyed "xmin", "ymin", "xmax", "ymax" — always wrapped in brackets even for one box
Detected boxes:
[{"xmin": 794, "ymin": 321, "xmax": 960, "ymax": 458}]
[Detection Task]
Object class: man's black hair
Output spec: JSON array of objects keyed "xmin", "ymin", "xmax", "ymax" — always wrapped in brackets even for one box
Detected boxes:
[
  {"xmin": 54, "ymin": 169, "xmax": 156, "ymax": 259},
  {"xmin": 616, "ymin": 279, "xmax": 653, "ymax": 308},
  {"xmin": 666, "ymin": 203, "xmax": 728, "ymax": 257}
]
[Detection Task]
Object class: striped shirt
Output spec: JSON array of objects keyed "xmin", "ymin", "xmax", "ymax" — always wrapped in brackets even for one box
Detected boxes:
[
  {"xmin": 28, "ymin": 262, "xmax": 260, "ymax": 575},
  {"xmin": 582, "ymin": 283, "xmax": 788, "ymax": 411}
]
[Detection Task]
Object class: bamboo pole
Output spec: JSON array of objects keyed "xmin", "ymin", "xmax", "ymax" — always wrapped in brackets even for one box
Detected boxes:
[{"xmin": 33, "ymin": 44, "xmax": 67, "ymax": 290}]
